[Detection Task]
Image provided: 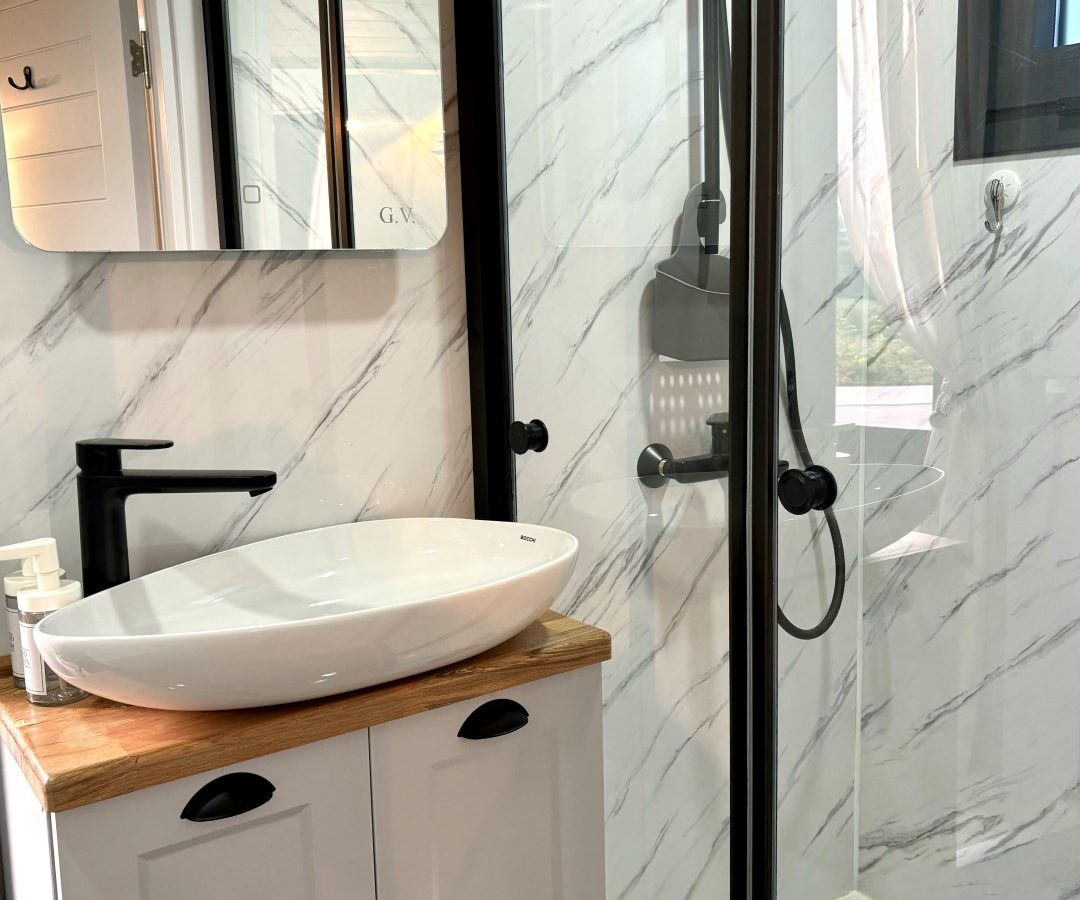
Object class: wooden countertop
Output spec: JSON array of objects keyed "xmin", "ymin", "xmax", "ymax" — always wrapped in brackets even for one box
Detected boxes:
[{"xmin": 0, "ymin": 611, "xmax": 610, "ymax": 813}]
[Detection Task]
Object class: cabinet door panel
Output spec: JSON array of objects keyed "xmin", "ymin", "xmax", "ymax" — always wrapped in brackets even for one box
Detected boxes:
[
  {"xmin": 52, "ymin": 731, "xmax": 375, "ymax": 900},
  {"xmin": 136, "ymin": 807, "xmax": 316, "ymax": 900},
  {"xmin": 370, "ymin": 665, "xmax": 605, "ymax": 900}
]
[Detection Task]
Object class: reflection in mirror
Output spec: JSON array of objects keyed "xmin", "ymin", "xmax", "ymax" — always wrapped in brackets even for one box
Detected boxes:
[
  {"xmin": 1060, "ymin": 0, "xmax": 1080, "ymax": 45},
  {"xmin": 0, "ymin": 0, "xmax": 447, "ymax": 252}
]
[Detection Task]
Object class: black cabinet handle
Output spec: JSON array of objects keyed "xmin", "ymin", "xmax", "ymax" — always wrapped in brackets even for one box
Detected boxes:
[
  {"xmin": 457, "ymin": 698, "xmax": 530, "ymax": 740},
  {"xmin": 181, "ymin": 772, "xmax": 276, "ymax": 822}
]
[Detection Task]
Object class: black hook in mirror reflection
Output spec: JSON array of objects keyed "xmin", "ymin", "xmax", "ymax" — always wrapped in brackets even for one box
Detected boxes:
[{"xmin": 7, "ymin": 66, "xmax": 33, "ymax": 91}]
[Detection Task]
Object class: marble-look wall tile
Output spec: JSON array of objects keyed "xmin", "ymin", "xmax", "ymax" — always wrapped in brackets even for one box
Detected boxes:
[
  {"xmin": 502, "ymin": 0, "xmax": 732, "ymax": 889},
  {"xmin": 777, "ymin": 0, "xmax": 861, "ymax": 896},
  {"xmin": 850, "ymin": 1, "xmax": 1080, "ymax": 897},
  {"xmin": 0, "ymin": 4, "xmax": 470, "ymax": 580}
]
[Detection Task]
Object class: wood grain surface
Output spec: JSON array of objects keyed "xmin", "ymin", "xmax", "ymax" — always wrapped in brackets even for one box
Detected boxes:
[{"xmin": 0, "ymin": 611, "xmax": 610, "ymax": 813}]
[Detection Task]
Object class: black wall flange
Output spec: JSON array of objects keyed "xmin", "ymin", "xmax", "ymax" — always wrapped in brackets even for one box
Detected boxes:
[{"xmin": 637, "ymin": 413, "xmax": 730, "ymax": 487}]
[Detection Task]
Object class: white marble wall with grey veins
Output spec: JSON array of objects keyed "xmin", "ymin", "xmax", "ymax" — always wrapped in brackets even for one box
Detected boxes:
[
  {"xmin": 853, "ymin": 1, "xmax": 1080, "ymax": 898},
  {"xmin": 0, "ymin": 3, "xmax": 470, "ymax": 582},
  {"xmin": 776, "ymin": 1, "xmax": 864, "ymax": 897},
  {"xmin": 502, "ymin": 0, "xmax": 859, "ymax": 894}
]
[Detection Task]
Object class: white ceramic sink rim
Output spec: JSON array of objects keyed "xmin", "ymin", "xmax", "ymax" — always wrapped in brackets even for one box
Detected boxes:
[
  {"xmin": 35, "ymin": 518, "xmax": 579, "ymax": 710},
  {"xmin": 41, "ymin": 519, "xmax": 576, "ymax": 643}
]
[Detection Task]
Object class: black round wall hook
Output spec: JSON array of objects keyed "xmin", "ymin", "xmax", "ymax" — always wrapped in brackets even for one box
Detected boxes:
[{"xmin": 7, "ymin": 66, "xmax": 33, "ymax": 91}]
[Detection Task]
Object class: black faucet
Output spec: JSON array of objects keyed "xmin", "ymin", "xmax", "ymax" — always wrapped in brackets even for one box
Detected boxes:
[
  {"xmin": 76, "ymin": 439, "xmax": 277, "ymax": 596},
  {"xmin": 637, "ymin": 413, "xmax": 731, "ymax": 487}
]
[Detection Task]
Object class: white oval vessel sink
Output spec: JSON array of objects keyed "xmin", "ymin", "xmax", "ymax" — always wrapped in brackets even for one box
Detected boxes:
[{"xmin": 36, "ymin": 519, "xmax": 578, "ymax": 711}]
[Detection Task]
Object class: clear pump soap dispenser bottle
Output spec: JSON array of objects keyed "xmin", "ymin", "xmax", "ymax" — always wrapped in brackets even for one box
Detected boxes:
[
  {"xmin": 0, "ymin": 539, "xmax": 87, "ymax": 706},
  {"xmin": 3, "ymin": 559, "xmax": 34, "ymax": 690},
  {"xmin": 4, "ymin": 558, "xmax": 66, "ymax": 690}
]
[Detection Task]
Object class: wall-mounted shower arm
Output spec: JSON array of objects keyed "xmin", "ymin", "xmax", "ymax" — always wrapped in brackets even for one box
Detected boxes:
[{"xmin": 637, "ymin": 414, "xmax": 732, "ymax": 486}]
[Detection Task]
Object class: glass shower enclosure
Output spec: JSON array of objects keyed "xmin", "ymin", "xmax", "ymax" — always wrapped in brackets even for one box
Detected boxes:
[
  {"xmin": 457, "ymin": 0, "xmax": 1080, "ymax": 896},
  {"xmin": 501, "ymin": 0, "xmax": 736, "ymax": 892}
]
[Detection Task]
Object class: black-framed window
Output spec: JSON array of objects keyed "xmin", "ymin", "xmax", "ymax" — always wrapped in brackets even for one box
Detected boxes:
[{"xmin": 956, "ymin": 0, "xmax": 1080, "ymax": 159}]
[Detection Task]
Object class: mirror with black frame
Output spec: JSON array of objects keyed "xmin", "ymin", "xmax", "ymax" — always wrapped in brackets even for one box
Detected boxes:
[{"xmin": 0, "ymin": 0, "xmax": 447, "ymax": 251}]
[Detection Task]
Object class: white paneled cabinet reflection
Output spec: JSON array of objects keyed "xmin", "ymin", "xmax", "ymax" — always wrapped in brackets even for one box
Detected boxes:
[{"xmin": 0, "ymin": 0, "xmax": 157, "ymax": 250}]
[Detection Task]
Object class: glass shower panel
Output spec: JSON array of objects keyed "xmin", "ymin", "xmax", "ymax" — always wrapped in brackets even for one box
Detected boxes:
[
  {"xmin": 502, "ymin": 0, "xmax": 735, "ymax": 896},
  {"xmin": 228, "ymin": 0, "xmax": 332, "ymax": 249},
  {"xmin": 774, "ymin": 0, "xmax": 870, "ymax": 894},
  {"xmin": 778, "ymin": 1, "xmax": 1080, "ymax": 897}
]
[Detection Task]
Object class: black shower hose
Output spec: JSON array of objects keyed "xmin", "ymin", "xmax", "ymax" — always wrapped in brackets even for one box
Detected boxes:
[
  {"xmin": 703, "ymin": 0, "xmax": 844, "ymax": 639},
  {"xmin": 776, "ymin": 291, "xmax": 847, "ymax": 640}
]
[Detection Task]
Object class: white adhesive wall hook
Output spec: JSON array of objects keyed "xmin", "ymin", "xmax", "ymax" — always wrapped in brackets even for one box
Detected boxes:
[{"xmin": 984, "ymin": 170, "xmax": 1021, "ymax": 235}]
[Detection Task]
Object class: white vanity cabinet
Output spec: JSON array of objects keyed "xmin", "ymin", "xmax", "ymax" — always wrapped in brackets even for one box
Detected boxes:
[
  {"xmin": 370, "ymin": 665, "xmax": 605, "ymax": 900},
  {"xmin": 0, "ymin": 665, "xmax": 605, "ymax": 900},
  {"xmin": 9, "ymin": 731, "xmax": 376, "ymax": 900}
]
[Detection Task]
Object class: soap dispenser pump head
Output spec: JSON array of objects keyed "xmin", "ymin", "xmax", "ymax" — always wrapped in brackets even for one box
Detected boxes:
[{"xmin": 0, "ymin": 538, "xmax": 62, "ymax": 591}]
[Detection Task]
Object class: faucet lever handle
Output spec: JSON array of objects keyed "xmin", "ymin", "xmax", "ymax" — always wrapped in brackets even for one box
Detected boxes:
[{"xmin": 76, "ymin": 439, "xmax": 174, "ymax": 474}]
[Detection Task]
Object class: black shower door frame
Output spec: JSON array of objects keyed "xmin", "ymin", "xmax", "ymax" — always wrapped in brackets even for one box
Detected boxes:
[{"xmin": 453, "ymin": 0, "xmax": 786, "ymax": 895}]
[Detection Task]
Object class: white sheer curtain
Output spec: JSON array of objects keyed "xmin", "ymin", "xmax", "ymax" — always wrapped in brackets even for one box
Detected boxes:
[{"xmin": 836, "ymin": 0, "xmax": 967, "ymax": 536}]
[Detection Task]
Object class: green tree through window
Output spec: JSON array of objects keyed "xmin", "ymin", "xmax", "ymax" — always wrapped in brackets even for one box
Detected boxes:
[{"xmin": 836, "ymin": 298, "xmax": 934, "ymax": 387}]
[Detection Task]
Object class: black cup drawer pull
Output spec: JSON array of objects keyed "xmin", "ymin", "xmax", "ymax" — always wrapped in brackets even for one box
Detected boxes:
[
  {"xmin": 181, "ymin": 772, "xmax": 276, "ymax": 822},
  {"xmin": 457, "ymin": 698, "xmax": 530, "ymax": 740}
]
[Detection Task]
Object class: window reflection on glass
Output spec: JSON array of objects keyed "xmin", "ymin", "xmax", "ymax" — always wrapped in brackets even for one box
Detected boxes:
[
  {"xmin": 1058, "ymin": 0, "xmax": 1080, "ymax": 45},
  {"xmin": 834, "ymin": 210, "xmax": 935, "ymax": 431}
]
